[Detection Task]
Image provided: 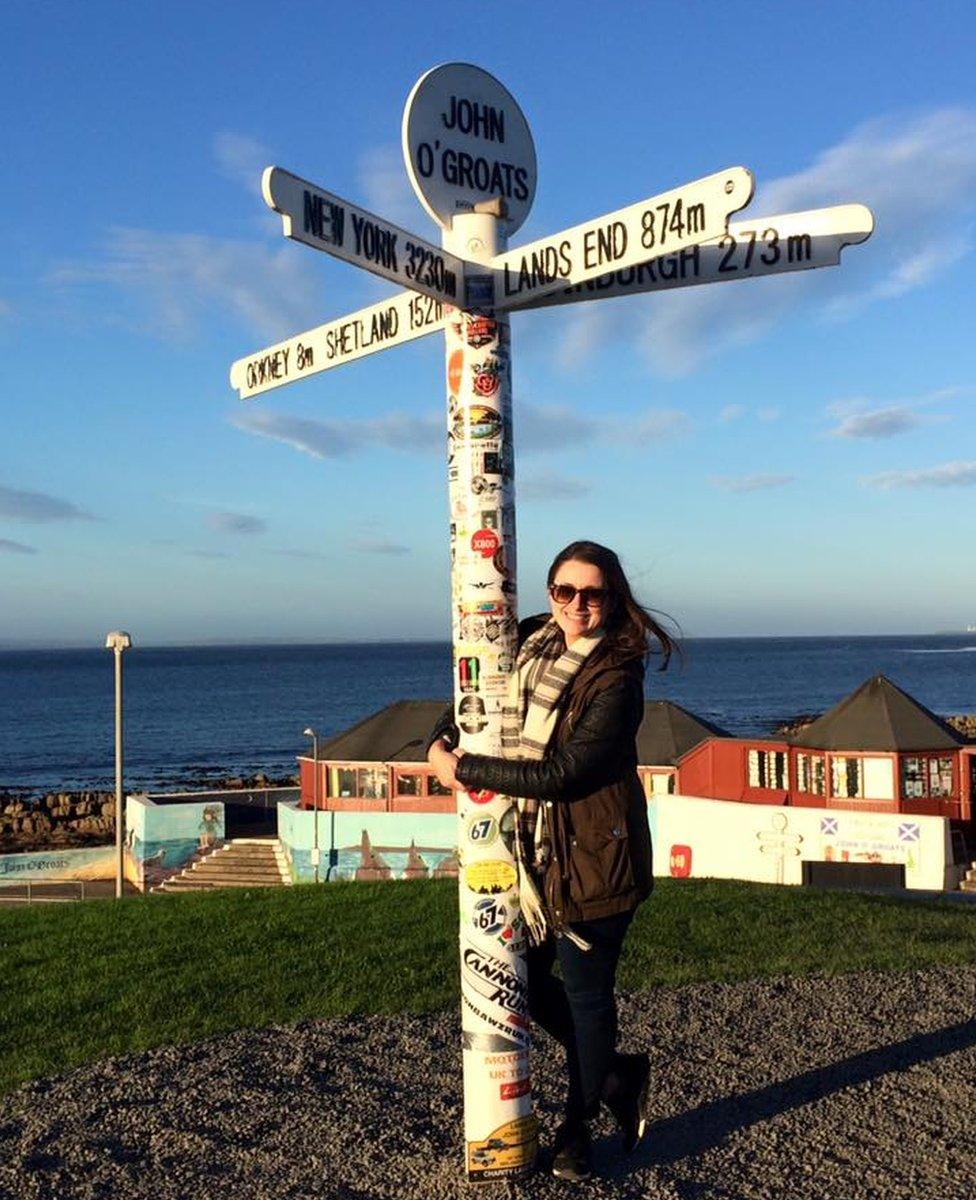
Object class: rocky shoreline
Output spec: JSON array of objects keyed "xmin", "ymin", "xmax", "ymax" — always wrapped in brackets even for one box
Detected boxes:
[
  {"xmin": 774, "ymin": 712, "xmax": 976, "ymax": 739},
  {"xmin": 0, "ymin": 773, "xmax": 299, "ymax": 856}
]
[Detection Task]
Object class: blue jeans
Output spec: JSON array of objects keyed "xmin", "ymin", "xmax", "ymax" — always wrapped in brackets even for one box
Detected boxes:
[{"xmin": 526, "ymin": 908, "xmax": 635, "ymax": 1125}]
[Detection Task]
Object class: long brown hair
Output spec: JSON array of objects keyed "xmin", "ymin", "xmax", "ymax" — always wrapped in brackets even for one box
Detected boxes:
[{"xmin": 547, "ymin": 541, "xmax": 678, "ymax": 669}]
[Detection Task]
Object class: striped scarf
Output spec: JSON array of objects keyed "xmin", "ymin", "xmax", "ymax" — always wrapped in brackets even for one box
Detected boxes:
[{"xmin": 501, "ymin": 620, "xmax": 604, "ymax": 947}]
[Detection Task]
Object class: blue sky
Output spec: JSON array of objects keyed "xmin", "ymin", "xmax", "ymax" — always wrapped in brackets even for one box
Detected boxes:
[{"xmin": 2, "ymin": 0, "xmax": 974, "ymax": 646}]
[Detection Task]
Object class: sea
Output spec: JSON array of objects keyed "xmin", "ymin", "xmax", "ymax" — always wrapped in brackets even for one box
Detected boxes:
[{"xmin": 1, "ymin": 635, "xmax": 974, "ymax": 794}]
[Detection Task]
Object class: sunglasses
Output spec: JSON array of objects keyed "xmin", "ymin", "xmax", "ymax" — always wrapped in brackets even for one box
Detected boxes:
[{"xmin": 548, "ymin": 583, "xmax": 609, "ymax": 608}]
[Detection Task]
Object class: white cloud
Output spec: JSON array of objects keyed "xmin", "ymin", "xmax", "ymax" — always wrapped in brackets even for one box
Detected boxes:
[
  {"xmin": 231, "ymin": 408, "xmax": 441, "ymax": 459},
  {"xmin": 207, "ymin": 511, "xmax": 267, "ymax": 535},
  {"xmin": 712, "ymin": 474, "xmax": 796, "ymax": 493},
  {"xmin": 519, "ymin": 472, "xmax": 591, "ymax": 500},
  {"xmin": 233, "ymin": 401, "xmax": 688, "ymax": 462},
  {"xmin": 269, "ymin": 548, "xmax": 329, "ymax": 560},
  {"xmin": 516, "ymin": 402, "xmax": 599, "ymax": 452},
  {"xmin": 214, "ymin": 132, "xmax": 271, "ymax": 197},
  {"xmin": 561, "ymin": 108, "xmax": 976, "ymax": 376},
  {"xmin": 829, "ymin": 405, "xmax": 924, "ymax": 439},
  {"xmin": 0, "ymin": 483, "xmax": 94, "ymax": 523},
  {"xmin": 348, "ymin": 537, "xmax": 411, "ymax": 555},
  {"xmin": 358, "ymin": 144, "xmax": 426, "ymax": 232},
  {"xmin": 554, "ymin": 305, "xmax": 615, "ymax": 372},
  {"xmin": 50, "ymin": 227, "xmax": 322, "ymax": 342},
  {"xmin": 720, "ymin": 404, "xmax": 745, "ymax": 422},
  {"xmin": 631, "ymin": 409, "xmax": 689, "ymax": 441},
  {"xmin": 0, "ymin": 538, "xmax": 36, "ymax": 554},
  {"xmin": 862, "ymin": 461, "xmax": 976, "ymax": 489}
]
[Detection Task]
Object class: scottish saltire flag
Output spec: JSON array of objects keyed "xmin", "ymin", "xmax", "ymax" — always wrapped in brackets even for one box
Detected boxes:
[
  {"xmin": 898, "ymin": 822, "xmax": 920, "ymax": 842},
  {"xmin": 820, "ymin": 817, "xmax": 838, "ymax": 836}
]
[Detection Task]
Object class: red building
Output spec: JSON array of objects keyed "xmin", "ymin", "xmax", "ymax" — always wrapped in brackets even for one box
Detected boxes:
[
  {"xmin": 675, "ymin": 675, "xmax": 975, "ymax": 833},
  {"xmin": 298, "ymin": 677, "xmax": 974, "ymax": 849},
  {"xmin": 299, "ymin": 699, "xmax": 726, "ymax": 812}
]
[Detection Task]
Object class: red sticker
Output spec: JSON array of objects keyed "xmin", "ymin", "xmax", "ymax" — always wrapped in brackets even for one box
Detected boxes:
[
  {"xmin": 500, "ymin": 1078, "xmax": 531, "ymax": 1101},
  {"xmin": 670, "ymin": 844, "xmax": 692, "ymax": 878},
  {"xmin": 471, "ymin": 528, "xmax": 499, "ymax": 559},
  {"xmin": 473, "ymin": 371, "xmax": 500, "ymax": 397},
  {"xmin": 467, "ymin": 788, "xmax": 496, "ymax": 805}
]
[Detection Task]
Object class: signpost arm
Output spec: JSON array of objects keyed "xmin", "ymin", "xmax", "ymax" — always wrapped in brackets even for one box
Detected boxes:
[{"xmin": 442, "ymin": 206, "xmax": 536, "ymax": 1181}]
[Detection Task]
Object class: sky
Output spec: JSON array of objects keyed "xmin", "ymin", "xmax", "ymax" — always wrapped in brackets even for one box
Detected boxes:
[{"xmin": 1, "ymin": 0, "xmax": 975, "ymax": 646}]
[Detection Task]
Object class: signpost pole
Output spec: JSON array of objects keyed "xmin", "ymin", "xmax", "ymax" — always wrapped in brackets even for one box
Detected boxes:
[{"xmin": 443, "ymin": 207, "xmax": 536, "ymax": 1181}]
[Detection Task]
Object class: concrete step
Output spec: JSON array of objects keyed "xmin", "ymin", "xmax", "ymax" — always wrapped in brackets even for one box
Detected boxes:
[
  {"xmin": 189, "ymin": 871, "xmax": 287, "ymax": 883},
  {"xmin": 150, "ymin": 837, "xmax": 291, "ymax": 895},
  {"xmin": 167, "ymin": 877, "xmax": 285, "ymax": 889},
  {"xmin": 197, "ymin": 854, "xmax": 280, "ymax": 867}
]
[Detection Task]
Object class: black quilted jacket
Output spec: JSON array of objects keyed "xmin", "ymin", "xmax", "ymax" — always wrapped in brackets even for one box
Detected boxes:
[{"xmin": 428, "ymin": 618, "xmax": 653, "ymax": 922}]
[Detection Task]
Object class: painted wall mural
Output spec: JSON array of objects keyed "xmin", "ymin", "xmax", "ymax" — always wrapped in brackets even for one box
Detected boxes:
[
  {"xmin": 125, "ymin": 795, "xmax": 226, "ymax": 891},
  {"xmin": 277, "ymin": 801, "xmax": 457, "ymax": 883}
]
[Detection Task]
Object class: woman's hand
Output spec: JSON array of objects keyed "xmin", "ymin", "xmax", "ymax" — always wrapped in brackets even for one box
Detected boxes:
[{"xmin": 428, "ymin": 739, "xmax": 463, "ymax": 790}]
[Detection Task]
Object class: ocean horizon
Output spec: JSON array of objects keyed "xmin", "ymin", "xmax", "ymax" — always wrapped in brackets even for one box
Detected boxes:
[{"xmin": 2, "ymin": 634, "xmax": 974, "ymax": 795}]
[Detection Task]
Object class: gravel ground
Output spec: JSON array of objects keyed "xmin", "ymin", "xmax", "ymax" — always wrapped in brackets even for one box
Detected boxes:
[{"xmin": 2, "ymin": 966, "xmax": 975, "ymax": 1199}]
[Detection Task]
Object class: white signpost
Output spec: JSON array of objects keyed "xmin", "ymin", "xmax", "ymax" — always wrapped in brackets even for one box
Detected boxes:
[
  {"xmin": 490, "ymin": 166, "xmax": 755, "ymax": 310},
  {"xmin": 228, "ymin": 63, "xmax": 874, "ymax": 1183},
  {"xmin": 264, "ymin": 167, "xmax": 466, "ymax": 305},
  {"xmin": 512, "ymin": 203, "xmax": 875, "ymax": 309},
  {"xmin": 230, "ymin": 290, "xmax": 446, "ymax": 399}
]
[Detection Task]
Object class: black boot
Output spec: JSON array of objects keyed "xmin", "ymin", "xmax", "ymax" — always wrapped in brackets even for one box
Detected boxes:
[
  {"xmin": 551, "ymin": 1120, "xmax": 592, "ymax": 1182},
  {"xmin": 602, "ymin": 1052, "xmax": 650, "ymax": 1153}
]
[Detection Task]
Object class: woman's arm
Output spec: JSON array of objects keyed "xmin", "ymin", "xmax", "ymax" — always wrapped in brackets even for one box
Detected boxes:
[{"xmin": 454, "ymin": 677, "xmax": 644, "ymax": 801}]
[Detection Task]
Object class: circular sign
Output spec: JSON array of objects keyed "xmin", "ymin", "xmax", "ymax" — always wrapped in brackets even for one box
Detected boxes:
[
  {"xmin": 403, "ymin": 63, "xmax": 537, "ymax": 234},
  {"xmin": 472, "ymin": 528, "xmax": 499, "ymax": 559}
]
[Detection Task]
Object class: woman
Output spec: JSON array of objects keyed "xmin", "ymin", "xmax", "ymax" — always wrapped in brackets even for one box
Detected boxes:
[{"xmin": 428, "ymin": 540, "xmax": 675, "ymax": 1181}]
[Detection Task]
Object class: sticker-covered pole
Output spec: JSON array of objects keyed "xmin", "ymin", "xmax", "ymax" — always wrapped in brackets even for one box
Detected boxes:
[{"xmin": 443, "ymin": 208, "xmax": 537, "ymax": 1182}]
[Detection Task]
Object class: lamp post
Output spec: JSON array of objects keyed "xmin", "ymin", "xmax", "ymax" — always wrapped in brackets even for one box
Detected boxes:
[
  {"xmin": 303, "ymin": 727, "xmax": 320, "ymax": 884},
  {"xmin": 105, "ymin": 631, "xmax": 132, "ymax": 899}
]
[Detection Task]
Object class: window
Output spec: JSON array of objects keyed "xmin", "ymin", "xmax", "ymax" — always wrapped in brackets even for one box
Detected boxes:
[
  {"xmin": 831, "ymin": 756, "xmax": 863, "ymax": 799},
  {"xmin": 395, "ymin": 772, "xmax": 421, "ymax": 797},
  {"xmin": 900, "ymin": 755, "xmax": 954, "ymax": 800},
  {"xmin": 798, "ymin": 754, "xmax": 825, "ymax": 794},
  {"xmin": 427, "ymin": 773, "xmax": 453, "ymax": 797},
  {"xmin": 358, "ymin": 768, "xmax": 388, "ymax": 800},
  {"xmin": 748, "ymin": 749, "xmax": 787, "ymax": 789},
  {"xmin": 336, "ymin": 767, "xmax": 357, "ymax": 797},
  {"xmin": 928, "ymin": 757, "xmax": 953, "ymax": 798},
  {"xmin": 901, "ymin": 757, "xmax": 926, "ymax": 799}
]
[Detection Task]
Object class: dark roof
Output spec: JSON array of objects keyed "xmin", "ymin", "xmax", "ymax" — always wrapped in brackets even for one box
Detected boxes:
[
  {"xmin": 316, "ymin": 700, "xmax": 449, "ymax": 763},
  {"xmin": 637, "ymin": 701, "xmax": 730, "ymax": 765},
  {"xmin": 313, "ymin": 698, "xmax": 727, "ymax": 767},
  {"xmin": 789, "ymin": 674, "xmax": 963, "ymax": 752}
]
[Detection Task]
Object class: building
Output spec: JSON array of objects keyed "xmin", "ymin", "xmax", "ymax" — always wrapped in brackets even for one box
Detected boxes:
[
  {"xmin": 298, "ymin": 698, "xmax": 726, "ymax": 811},
  {"xmin": 676, "ymin": 674, "xmax": 974, "ymax": 829}
]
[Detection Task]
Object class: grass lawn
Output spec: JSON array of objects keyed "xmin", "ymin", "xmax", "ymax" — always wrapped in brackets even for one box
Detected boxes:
[{"xmin": 1, "ymin": 877, "xmax": 974, "ymax": 1095}]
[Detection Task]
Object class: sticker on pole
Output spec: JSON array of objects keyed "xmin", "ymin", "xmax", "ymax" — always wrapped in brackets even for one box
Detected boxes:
[
  {"xmin": 467, "ymin": 1115, "xmax": 538, "ymax": 1180},
  {"xmin": 403, "ymin": 63, "xmax": 537, "ymax": 234}
]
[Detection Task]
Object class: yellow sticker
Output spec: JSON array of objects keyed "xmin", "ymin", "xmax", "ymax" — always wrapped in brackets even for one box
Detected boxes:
[
  {"xmin": 464, "ymin": 859, "xmax": 516, "ymax": 895},
  {"xmin": 467, "ymin": 1115, "xmax": 538, "ymax": 1178}
]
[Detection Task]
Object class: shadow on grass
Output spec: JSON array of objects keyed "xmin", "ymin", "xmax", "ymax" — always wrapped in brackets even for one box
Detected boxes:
[{"xmin": 599, "ymin": 1016, "xmax": 976, "ymax": 1183}]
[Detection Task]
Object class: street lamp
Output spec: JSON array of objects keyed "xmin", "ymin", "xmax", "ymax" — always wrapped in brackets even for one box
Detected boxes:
[
  {"xmin": 105, "ymin": 631, "xmax": 132, "ymax": 899},
  {"xmin": 303, "ymin": 727, "xmax": 320, "ymax": 884}
]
